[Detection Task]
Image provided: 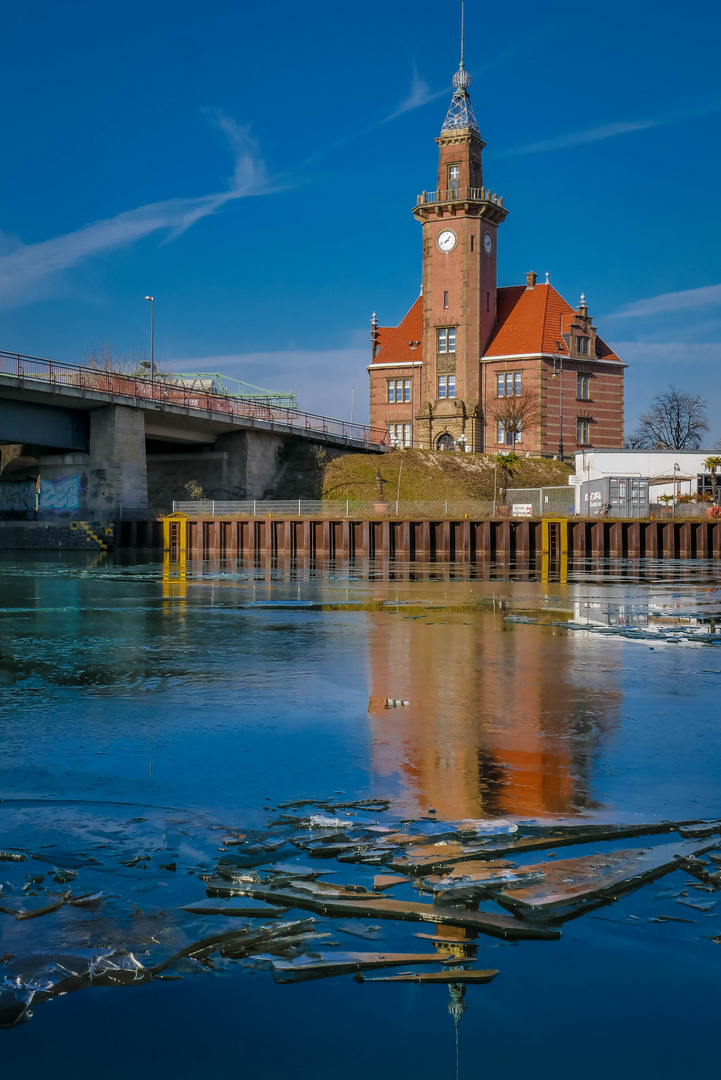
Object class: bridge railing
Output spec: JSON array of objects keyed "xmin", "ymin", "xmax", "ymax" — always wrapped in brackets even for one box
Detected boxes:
[{"xmin": 0, "ymin": 350, "xmax": 390, "ymax": 449}]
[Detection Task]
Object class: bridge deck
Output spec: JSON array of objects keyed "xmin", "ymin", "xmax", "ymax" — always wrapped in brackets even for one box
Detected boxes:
[{"xmin": 0, "ymin": 350, "xmax": 388, "ymax": 453}]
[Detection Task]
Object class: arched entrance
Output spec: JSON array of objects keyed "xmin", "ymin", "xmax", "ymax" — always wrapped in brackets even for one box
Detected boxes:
[{"xmin": 437, "ymin": 433, "xmax": 456, "ymax": 451}]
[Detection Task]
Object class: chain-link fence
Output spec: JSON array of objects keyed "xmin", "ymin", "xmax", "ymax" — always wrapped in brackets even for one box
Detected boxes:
[{"xmin": 505, "ymin": 487, "xmax": 575, "ymax": 517}]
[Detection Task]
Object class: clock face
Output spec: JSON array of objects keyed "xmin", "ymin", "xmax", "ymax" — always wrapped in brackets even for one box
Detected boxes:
[
  {"xmin": 437, "ymin": 229, "xmax": 457, "ymax": 253},
  {"xmin": 483, "ymin": 231, "xmax": 493, "ymax": 254}
]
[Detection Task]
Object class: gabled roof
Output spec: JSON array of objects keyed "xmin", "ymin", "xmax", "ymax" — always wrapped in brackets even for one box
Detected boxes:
[
  {"xmin": 485, "ymin": 283, "xmax": 620, "ymax": 361},
  {"xmin": 370, "ymin": 296, "xmax": 423, "ymax": 366},
  {"xmin": 370, "ymin": 284, "xmax": 620, "ymax": 366}
]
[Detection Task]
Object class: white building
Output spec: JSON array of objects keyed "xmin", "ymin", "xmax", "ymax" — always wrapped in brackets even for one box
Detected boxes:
[{"xmin": 571, "ymin": 449, "xmax": 719, "ymax": 513}]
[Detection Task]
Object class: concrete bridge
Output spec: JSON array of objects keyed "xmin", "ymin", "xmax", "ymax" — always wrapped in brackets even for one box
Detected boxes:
[{"xmin": 0, "ymin": 350, "xmax": 388, "ymax": 515}]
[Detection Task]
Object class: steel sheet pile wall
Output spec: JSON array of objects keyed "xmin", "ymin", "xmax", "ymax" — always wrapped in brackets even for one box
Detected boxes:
[{"xmin": 115, "ymin": 516, "xmax": 721, "ymax": 561}]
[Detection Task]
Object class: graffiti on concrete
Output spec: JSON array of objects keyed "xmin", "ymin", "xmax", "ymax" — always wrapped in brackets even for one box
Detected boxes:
[
  {"xmin": 0, "ymin": 475, "xmax": 82, "ymax": 512},
  {"xmin": 40, "ymin": 476, "xmax": 82, "ymax": 509}
]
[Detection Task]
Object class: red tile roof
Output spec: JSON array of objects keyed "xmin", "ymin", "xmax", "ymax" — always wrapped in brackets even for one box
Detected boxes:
[
  {"xmin": 370, "ymin": 284, "xmax": 620, "ymax": 365},
  {"xmin": 486, "ymin": 283, "xmax": 620, "ymax": 361},
  {"xmin": 370, "ymin": 297, "xmax": 423, "ymax": 366}
]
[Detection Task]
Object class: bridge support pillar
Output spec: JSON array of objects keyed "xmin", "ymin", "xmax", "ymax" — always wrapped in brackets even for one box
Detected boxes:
[{"xmin": 87, "ymin": 405, "xmax": 148, "ymax": 514}]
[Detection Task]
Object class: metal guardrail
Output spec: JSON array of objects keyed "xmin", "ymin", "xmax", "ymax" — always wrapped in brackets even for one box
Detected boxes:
[
  {"xmin": 0, "ymin": 350, "xmax": 389, "ymax": 449},
  {"xmin": 172, "ymin": 499, "xmax": 499, "ymax": 517}
]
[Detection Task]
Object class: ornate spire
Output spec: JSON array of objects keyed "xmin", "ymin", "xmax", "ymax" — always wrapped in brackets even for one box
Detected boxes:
[{"xmin": 441, "ymin": 61, "xmax": 480, "ymax": 135}]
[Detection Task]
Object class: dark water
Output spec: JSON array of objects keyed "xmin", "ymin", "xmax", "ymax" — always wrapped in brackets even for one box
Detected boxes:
[{"xmin": 1, "ymin": 553, "xmax": 721, "ymax": 1078}]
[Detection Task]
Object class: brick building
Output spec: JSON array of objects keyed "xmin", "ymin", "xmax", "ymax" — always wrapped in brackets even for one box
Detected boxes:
[{"xmin": 368, "ymin": 59, "xmax": 625, "ymax": 455}]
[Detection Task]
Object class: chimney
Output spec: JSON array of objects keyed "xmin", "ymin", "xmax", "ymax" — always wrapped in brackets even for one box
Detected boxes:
[{"xmin": 525, "ymin": 271, "xmax": 537, "ymax": 290}]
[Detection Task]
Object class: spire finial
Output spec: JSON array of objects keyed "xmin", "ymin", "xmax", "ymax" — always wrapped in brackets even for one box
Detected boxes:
[{"xmin": 460, "ymin": 0, "xmax": 464, "ymax": 64}]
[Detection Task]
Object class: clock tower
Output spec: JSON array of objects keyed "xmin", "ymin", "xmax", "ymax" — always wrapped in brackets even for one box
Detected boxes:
[{"xmin": 412, "ymin": 59, "xmax": 508, "ymax": 451}]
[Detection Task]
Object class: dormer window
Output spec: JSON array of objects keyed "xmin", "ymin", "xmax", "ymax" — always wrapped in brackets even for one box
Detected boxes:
[
  {"xmin": 437, "ymin": 327, "xmax": 456, "ymax": 353},
  {"xmin": 577, "ymin": 336, "xmax": 590, "ymax": 356}
]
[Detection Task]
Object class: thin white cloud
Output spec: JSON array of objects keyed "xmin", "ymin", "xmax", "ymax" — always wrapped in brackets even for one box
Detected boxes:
[
  {"xmin": 0, "ymin": 112, "xmax": 275, "ymax": 308},
  {"xmin": 301, "ymin": 68, "xmax": 450, "ymax": 168},
  {"xmin": 609, "ymin": 283, "xmax": 721, "ymax": 319},
  {"xmin": 171, "ymin": 348, "xmax": 368, "ymax": 422},
  {"xmin": 383, "ymin": 65, "xmax": 449, "ymax": 123},
  {"xmin": 611, "ymin": 341, "xmax": 721, "ymax": 363},
  {"xmin": 496, "ymin": 95, "xmax": 721, "ymax": 158}
]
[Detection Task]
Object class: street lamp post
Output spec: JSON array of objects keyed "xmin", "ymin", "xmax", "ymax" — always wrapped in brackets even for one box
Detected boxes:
[
  {"xmin": 145, "ymin": 296, "xmax": 155, "ymax": 398},
  {"xmin": 552, "ymin": 353, "xmax": 564, "ymax": 460},
  {"xmin": 408, "ymin": 339, "xmax": 420, "ymax": 448}
]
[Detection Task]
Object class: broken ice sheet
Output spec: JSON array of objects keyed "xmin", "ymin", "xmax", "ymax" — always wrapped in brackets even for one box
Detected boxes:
[
  {"xmin": 337, "ymin": 922, "xmax": 386, "ymax": 941},
  {"xmin": 356, "ymin": 968, "xmax": 499, "ymax": 984},
  {"xmin": 271, "ymin": 950, "xmax": 455, "ymax": 983},
  {"xmin": 180, "ymin": 897, "xmax": 289, "ymax": 917},
  {"xmin": 0, "ymin": 896, "xmax": 64, "ymax": 920},
  {"xmin": 487, "ymin": 839, "xmax": 718, "ymax": 921}
]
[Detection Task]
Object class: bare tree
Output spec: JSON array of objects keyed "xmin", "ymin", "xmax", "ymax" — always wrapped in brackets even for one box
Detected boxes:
[
  {"xmin": 624, "ymin": 431, "xmax": 647, "ymax": 449},
  {"xmin": 487, "ymin": 390, "xmax": 540, "ymax": 446},
  {"xmin": 629, "ymin": 385, "xmax": 709, "ymax": 450},
  {"xmin": 83, "ymin": 341, "xmax": 171, "ymax": 378}
]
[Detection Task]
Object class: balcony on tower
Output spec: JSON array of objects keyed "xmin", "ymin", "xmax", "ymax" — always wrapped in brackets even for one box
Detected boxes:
[{"xmin": 413, "ymin": 186, "xmax": 508, "ymax": 224}]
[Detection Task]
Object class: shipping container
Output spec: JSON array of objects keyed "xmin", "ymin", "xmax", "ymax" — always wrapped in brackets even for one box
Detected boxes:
[{"xmin": 580, "ymin": 476, "xmax": 649, "ymax": 518}]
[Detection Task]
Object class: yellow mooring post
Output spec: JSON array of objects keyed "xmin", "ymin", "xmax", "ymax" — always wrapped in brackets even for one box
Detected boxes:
[
  {"xmin": 162, "ymin": 513, "xmax": 189, "ymax": 553},
  {"xmin": 541, "ymin": 518, "xmax": 568, "ymax": 556}
]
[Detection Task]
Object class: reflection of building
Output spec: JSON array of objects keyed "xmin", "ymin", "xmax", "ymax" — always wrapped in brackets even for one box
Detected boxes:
[{"xmin": 368, "ymin": 604, "xmax": 620, "ymax": 818}]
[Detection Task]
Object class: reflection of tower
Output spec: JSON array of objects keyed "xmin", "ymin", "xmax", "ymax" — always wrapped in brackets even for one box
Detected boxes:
[
  {"xmin": 449, "ymin": 982, "xmax": 466, "ymax": 1080},
  {"xmin": 368, "ymin": 597, "xmax": 621, "ymax": 818}
]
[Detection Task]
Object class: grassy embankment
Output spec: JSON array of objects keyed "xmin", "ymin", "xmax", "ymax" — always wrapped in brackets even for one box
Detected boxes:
[{"xmin": 272, "ymin": 440, "xmax": 572, "ymax": 502}]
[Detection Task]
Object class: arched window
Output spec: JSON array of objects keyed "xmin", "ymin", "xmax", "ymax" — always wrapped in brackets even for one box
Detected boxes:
[{"xmin": 437, "ymin": 433, "xmax": 456, "ymax": 452}]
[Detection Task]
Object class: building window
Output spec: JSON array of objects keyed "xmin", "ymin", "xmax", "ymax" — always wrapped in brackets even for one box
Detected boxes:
[
  {"xmin": 448, "ymin": 164, "xmax": 460, "ymax": 193},
  {"xmin": 470, "ymin": 235, "xmax": 475, "ymax": 252},
  {"xmin": 437, "ymin": 327, "xmax": 456, "ymax": 353},
  {"xmin": 444, "ymin": 291, "xmax": 449, "ymax": 309},
  {"xmin": 390, "ymin": 423, "xmax": 411, "ymax": 448},
  {"xmin": 387, "ymin": 379, "xmax": 410, "ymax": 403},
  {"xmin": 577, "ymin": 374, "xmax": 590, "ymax": 400},
  {"xmin": 577, "ymin": 336, "xmax": 590, "ymax": 356},
  {"xmin": 577, "ymin": 418, "xmax": 591, "ymax": 445},
  {"xmin": 497, "ymin": 422, "xmax": 521, "ymax": 446},
  {"xmin": 438, "ymin": 374, "xmax": 456, "ymax": 399},
  {"xmin": 496, "ymin": 371, "xmax": 522, "ymax": 397}
]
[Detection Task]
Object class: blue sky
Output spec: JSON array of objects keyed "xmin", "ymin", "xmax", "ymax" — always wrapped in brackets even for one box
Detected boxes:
[{"xmin": 1, "ymin": 0, "xmax": 720, "ymax": 437}]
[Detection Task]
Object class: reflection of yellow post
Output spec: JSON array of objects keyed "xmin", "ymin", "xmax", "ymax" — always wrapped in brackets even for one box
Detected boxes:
[{"xmin": 162, "ymin": 547, "xmax": 188, "ymax": 602}]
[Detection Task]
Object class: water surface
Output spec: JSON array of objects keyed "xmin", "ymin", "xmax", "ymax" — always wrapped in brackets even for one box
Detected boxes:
[{"xmin": 1, "ymin": 553, "xmax": 720, "ymax": 1078}]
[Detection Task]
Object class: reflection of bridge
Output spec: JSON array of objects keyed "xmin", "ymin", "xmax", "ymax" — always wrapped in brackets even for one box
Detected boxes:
[{"xmin": 0, "ymin": 350, "xmax": 388, "ymax": 516}]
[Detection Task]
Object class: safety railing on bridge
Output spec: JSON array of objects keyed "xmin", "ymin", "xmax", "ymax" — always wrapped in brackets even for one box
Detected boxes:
[{"xmin": 0, "ymin": 350, "xmax": 389, "ymax": 449}]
